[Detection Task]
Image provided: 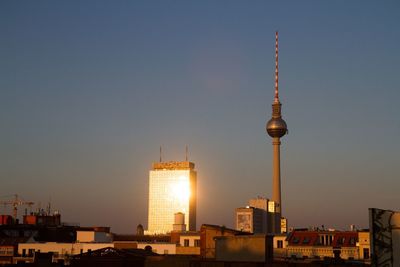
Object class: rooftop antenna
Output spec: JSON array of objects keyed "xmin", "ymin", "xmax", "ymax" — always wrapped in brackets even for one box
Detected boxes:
[
  {"xmin": 185, "ymin": 145, "xmax": 188, "ymax": 161},
  {"xmin": 47, "ymin": 196, "xmax": 51, "ymax": 215},
  {"xmin": 274, "ymin": 31, "xmax": 279, "ymax": 103},
  {"xmin": 159, "ymin": 146, "xmax": 162, "ymax": 162},
  {"xmin": 37, "ymin": 202, "xmax": 41, "ymax": 214}
]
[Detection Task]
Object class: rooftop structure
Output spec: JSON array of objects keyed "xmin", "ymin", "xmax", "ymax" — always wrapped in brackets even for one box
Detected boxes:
[{"xmin": 152, "ymin": 161, "xmax": 195, "ymax": 170}]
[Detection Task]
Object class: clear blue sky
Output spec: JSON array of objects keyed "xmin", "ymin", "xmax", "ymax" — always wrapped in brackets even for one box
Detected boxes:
[{"xmin": 1, "ymin": 1, "xmax": 399, "ymax": 233}]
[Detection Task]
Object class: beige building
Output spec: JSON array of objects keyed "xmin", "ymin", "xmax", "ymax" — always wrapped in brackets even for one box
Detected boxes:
[
  {"xmin": 200, "ymin": 224, "xmax": 246, "ymax": 259},
  {"xmin": 136, "ymin": 232, "xmax": 201, "ymax": 256},
  {"xmin": 170, "ymin": 216, "xmax": 201, "ymax": 256},
  {"xmin": 15, "ymin": 228, "xmax": 117, "ymax": 264},
  {"xmin": 147, "ymin": 161, "xmax": 197, "ymax": 234},
  {"xmin": 281, "ymin": 230, "xmax": 370, "ymax": 261},
  {"xmin": 76, "ymin": 229, "xmax": 112, "ymax": 243},
  {"xmin": 273, "ymin": 234, "xmax": 288, "ymax": 258},
  {"xmin": 215, "ymin": 234, "xmax": 273, "ymax": 262},
  {"xmin": 17, "ymin": 242, "xmax": 116, "ymax": 264},
  {"xmin": 357, "ymin": 231, "xmax": 370, "ymax": 261},
  {"xmin": 0, "ymin": 245, "xmax": 15, "ymax": 265},
  {"xmin": 176, "ymin": 232, "xmax": 201, "ymax": 255},
  {"xmin": 136, "ymin": 243, "xmax": 176, "ymax": 255}
]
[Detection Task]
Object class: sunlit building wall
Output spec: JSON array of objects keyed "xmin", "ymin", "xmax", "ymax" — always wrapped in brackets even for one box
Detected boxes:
[
  {"xmin": 245, "ymin": 197, "xmax": 281, "ymax": 234},
  {"xmin": 147, "ymin": 161, "xmax": 197, "ymax": 234},
  {"xmin": 236, "ymin": 207, "xmax": 264, "ymax": 234}
]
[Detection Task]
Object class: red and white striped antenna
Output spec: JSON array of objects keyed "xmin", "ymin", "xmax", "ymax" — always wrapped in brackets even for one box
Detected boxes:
[{"xmin": 274, "ymin": 31, "xmax": 279, "ymax": 103}]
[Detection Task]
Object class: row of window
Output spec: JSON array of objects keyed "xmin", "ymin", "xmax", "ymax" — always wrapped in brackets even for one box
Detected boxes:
[
  {"xmin": 183, "ymin": 239, "xmax": 200, "ymax": 247},
  {"xmin": 21, "ymin": 248, "xmax": 92, "ymax": 256},
  {"xmin": 291, "ymin": 235, "xmax": 357, "ymax": 246},
  {"xmin": 0, "ymin": 248, "xmax": 13, "ymax": 256},
  {"xmin": 288, "ymin": 247, "xmax": 358, "ymax": 256},
  {"xmin": 289, "ymin": 248, "xmax": 333, "ymax": 253}
]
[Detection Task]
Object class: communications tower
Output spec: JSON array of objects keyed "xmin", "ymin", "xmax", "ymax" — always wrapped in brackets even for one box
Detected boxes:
[{"xmin": 266, "ymin": 31, "xmax": 288, "ymax": 218}]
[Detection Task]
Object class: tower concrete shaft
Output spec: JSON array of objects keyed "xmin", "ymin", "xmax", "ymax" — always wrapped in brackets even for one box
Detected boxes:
[{"xmin": 272, "ymin": 137, "xmax": 282, "ymax": 214}]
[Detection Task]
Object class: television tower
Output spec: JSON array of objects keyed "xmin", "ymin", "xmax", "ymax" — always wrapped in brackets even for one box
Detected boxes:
[{"xmin": 266, "ymin": 31, "xmax": 288, "ymax": 216}]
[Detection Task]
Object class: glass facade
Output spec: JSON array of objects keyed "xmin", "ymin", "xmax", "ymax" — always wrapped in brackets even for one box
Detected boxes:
[{"xmin": 147, "ymin": 162, "xmax": 197, "ymax": 234}]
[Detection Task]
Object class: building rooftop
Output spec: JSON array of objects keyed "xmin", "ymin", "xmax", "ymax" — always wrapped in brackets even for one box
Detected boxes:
[
  {"xmin": 0, "ymin": 224, "xmax": 79, "ymax": 242},
  {"xmin": 176, "ymin": 231, "xmax": 200, "ymax": 236},
  {"xmin": 71, "ymin": 247, "xmax": 157, "ymax": 260},
  {"xmin": 152, "ymin": 161, "xmax": 195, "ymax": 170},
  {"xmin": 287, "ymin": 230, "xmax": 359, "ymax": 247},
  {"xmin": 77, "ymin": 226, "xmax": 110, "ymax": 233},
  {"xmin": 113, "ymin": 234, "xmax": 171, "ymax": 243},
  {"xmin": 0, "ymin": 236, "xmax": 30, "ymax": 246},
  {"xmin": 200, "ymin": 224, "xmax": 250, "ymax": 235}
]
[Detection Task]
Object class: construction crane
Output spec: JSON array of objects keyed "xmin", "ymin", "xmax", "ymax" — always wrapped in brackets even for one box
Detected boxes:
[{"xmin": 0, "ymin": 194, "xmax": 34, "ymax": 219}]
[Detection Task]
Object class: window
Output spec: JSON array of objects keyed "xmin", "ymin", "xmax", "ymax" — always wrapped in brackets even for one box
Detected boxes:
[
  {"xmin": 0, "ymin": 248, "xmax": 11, "ymax": 256},
  {"xmin": 194, "ymin": 239, "xmax": 200, "ymax": 247},
  {"xmin": 184, "ymin": 239, "xmax": 189, "ymax": 247},
  {"xmin": 292, "ymin": 237, "xmax": 299, "ymax": 244},
  {"xmin": 302, "ymin": 237, "xmax": 310, "ymax": 244},
  {"xmin": 363, "ymin": 248, "xmax": 370, "ymax": 259},
  {"xmin": 277, "ymin": 240, "xmax": 283, "ymax": 248}
]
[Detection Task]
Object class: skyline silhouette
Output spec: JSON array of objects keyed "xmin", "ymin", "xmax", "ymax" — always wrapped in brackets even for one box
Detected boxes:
[{"xmin": 1, "ymin": 1, "xmax": 400, "ymax": 233}]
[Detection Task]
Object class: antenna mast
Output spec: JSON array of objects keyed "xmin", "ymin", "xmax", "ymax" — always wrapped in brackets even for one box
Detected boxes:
[{"xmin": 274, "ymin": 31, "xmax": 279, "ymax": 103}]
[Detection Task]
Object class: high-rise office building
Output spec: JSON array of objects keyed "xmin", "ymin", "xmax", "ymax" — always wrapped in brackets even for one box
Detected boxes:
[{"xmin": 147, "ymin": 161, "xmax": 197, "ymax": 234}]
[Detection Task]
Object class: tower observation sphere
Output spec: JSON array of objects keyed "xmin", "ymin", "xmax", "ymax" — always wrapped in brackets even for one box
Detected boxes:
[
  {"xmin": 266, "ymin": 118, "xmax": 287, "ymax": 138},
  {"xmin": 266, "ymin": 104, "xmax": 287, "ymax": 138}
]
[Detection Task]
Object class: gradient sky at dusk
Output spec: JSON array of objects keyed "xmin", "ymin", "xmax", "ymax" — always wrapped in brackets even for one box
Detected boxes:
[{"xmin": 1, "ymin": 1, "xmax": 399, "ymax": 233}]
